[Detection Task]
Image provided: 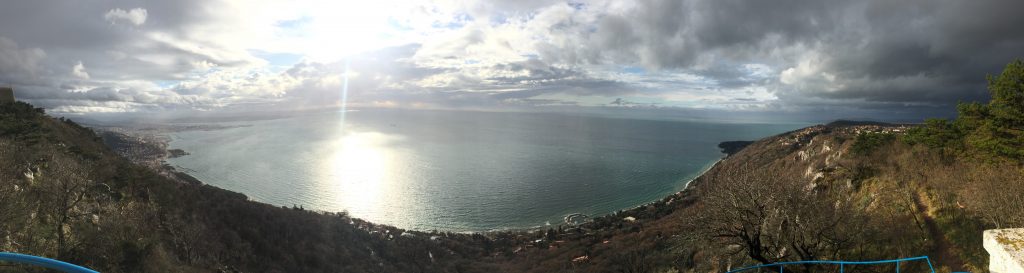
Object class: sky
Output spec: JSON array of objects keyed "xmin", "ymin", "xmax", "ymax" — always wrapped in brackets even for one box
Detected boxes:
[{"xmin": 1, "ymin": 0, "xmax": 1022, "ymax": 121}]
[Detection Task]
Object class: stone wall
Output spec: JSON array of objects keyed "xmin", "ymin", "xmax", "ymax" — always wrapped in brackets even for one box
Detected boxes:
[{"xmin": 985, "ymin": 228, "xmax": 1024, "ymax": 273}]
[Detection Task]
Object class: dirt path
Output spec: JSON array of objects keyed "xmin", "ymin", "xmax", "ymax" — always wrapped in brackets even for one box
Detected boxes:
[{"xmin": 911, "ymin": 192, "xmax": 965, "ymax": 272}]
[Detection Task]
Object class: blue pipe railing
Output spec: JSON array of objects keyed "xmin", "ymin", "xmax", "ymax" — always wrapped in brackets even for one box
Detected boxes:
[
  {"xmin": 726, "ymin": 256, "xmax": 937, "ymax": 273},
  {"xmin": 0, "ymin": 252, "xmax": 99, "ymax": 273}
]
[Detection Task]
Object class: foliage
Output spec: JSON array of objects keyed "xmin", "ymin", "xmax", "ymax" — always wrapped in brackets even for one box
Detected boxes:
[
  {"xmin": 903, "ymin": 118, "xmax": 963, "ymax": 149},
  {"xmin": 0, "ymin": 102, "xmax": 47, "ymax": 143},
  {"xmin": 960, "ymin": 59, "xmax": 1024, "ymax": 160},
  {"xmin": 904, "ymin": 59, "xmax": 1024, "ymax": 161},
  {"xmin": 851, "ymin": 132, "xmax": 896, "ymax": 155}
]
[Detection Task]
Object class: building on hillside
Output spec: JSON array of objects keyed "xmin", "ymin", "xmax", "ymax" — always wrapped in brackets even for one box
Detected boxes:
[{"xmin": 0, "ymin": 87, "xmax": 13, "ymax": 104}]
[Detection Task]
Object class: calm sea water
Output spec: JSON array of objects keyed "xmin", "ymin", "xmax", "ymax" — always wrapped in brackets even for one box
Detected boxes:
[{"xmin": 166, "ymin": 109, "xmax": 804, "ymax": 231}]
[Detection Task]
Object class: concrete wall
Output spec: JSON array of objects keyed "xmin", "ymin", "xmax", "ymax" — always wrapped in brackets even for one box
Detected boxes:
[
  {"xmin": 985, "ymin": 228, "xmax": 1024, "ymax": 273},
  {"xmin": 0, "ymin": 87, "xmax": 13, "ymax": 103}
]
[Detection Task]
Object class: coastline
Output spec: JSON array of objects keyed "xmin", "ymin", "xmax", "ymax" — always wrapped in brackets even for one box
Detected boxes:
[
  {"xmin": 567, "ymin": 151, "xmax": 731, "ymax": 228},
  {"xmin": 546, "ymin": 138, "xmax": 747, "ymax": 232},
  {"xmin": 603, "ymin": 157, "xmax": 722, "ymax": 219},
  {"xmin": 94, "ymin": 126, "xmax": 206, "ymax": 185},
  {"xmin": 479, "ymin": 155, "xmax": 727, "ymax": 233},
  {"xmin": 96, "ymin": 124, "xmax": 742, "ymax": 234}
]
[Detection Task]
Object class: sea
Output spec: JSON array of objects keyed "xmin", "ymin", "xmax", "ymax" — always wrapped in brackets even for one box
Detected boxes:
[{"xmin": 165, "ymin": 109, "xmax": 806, "ymax": 232}]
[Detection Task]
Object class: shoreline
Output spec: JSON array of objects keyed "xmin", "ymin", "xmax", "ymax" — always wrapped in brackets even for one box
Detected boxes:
[
  {"xmin": 490, "ymin": 142, "xmax": 742, "ymax": 233},
  {"xmin": 469, "ymin": 156, "xmax": 726, "ymax": 234},
  {"xmin": 96, "ymin": 124, "xmax": 740, "ymax": 234}
]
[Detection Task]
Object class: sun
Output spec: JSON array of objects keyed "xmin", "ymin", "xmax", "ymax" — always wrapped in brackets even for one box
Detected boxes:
[{"xmin": 284, "ymin": 0, "xmax": 413, "ymax": 61}]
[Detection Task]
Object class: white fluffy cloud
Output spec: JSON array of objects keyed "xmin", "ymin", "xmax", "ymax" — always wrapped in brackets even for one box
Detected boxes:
[
  {"xmin": 71, "ymin": 61, "xmax": 90, "ymax": 79},
  {"xmin": 104, "ymin": 8, "xmax": 148, "ymax": 26}
]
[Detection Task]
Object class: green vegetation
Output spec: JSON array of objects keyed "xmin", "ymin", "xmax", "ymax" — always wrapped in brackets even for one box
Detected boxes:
[
  {"xmin": 903, "ymin": 59, "xmax": 1024, "ymax": 161},
  {"xmin": 963, "ymin": 60, "xmax": 1024, "ymax": 160},
  {"xmin": 899, "ymin": 60, "xmax": 1024, "ymax": 269},
  {"xmin": 851, "ymin": 132, "xmax": 896, "ymax": 155},
  {"xmin": 0, "ymin": 102, "xmax": 48, "ymax": 144},
  {"xmin": 903, "ymin": 118, "xmax": 962, "ymax": 149}
]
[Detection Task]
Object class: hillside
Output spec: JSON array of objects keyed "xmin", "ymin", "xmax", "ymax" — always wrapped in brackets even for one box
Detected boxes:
[
  {"xmin": 484, "ymin": 121, "xmax": 1019, "ymax": 273},
  {"xmin": 1, "ymin": 60, "xmax": 1022, "ymax": 273},
  {"xmin": 0, "ymin": 104, "xmax": 1020, "ymax": 273},
  {"xmin": 667, "ymin": 61, "xmax": 1024, "ymax": 272},
  {"xmin": 478, "ymin": 60, "xmax": 1024, "ymax": 272},
  {"xmin": 0, "ymin": 101, "xmax": 504, "ymax": 272}
]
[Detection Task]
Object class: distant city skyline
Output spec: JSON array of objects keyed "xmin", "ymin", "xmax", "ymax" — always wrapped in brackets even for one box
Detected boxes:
[{"xmin": 1, "ymin": 0, "xmax": 1022, "ymax": 121}]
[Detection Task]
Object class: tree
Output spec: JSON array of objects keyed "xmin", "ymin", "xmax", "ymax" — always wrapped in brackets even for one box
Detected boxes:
[
  {"xmin": 0, "ymin": 139, "xmax": 33, "ymax": 252},
  {"xmin": 987, "ymin": 59, "xmax": 1024, "ymax": 124},
  {"xmin": 38, "ymin": 151, "xmax": 100, "ymax": 259},
  {"xmin": 613, "ymin": 247, "xmax": 651, "ymax": 273},
  {"xmin": 962, "ymin": 59, "xmax": 1024, "ymax": 159},
  {"xmin": 851, "ymin": 132, "xmax": 896, "ymax": 155},
  {"xmin": 962, "ymin": 164, "xmax": 1024, "ymax": 228},
  {"xmin": 692, "ymin": 165, "xmax": 866, "ymax": 273},
  {"xmin": 903, "ymin": 118, "xmax": 962, "ymax": 149}
]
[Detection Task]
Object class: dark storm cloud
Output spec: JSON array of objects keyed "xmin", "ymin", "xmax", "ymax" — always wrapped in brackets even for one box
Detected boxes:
[{"xmin": 547, "ymin": 0, "xmax": 1024, "ymax": 108}]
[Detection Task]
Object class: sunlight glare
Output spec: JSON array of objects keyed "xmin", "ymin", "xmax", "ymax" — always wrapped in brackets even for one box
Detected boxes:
[
  {"xmin": 322, "ymin": 130, "xmax": 402, "ymax": 221},
  {"xmin": 296, "ymin": 0, "xmax": 408, "ymax": 61}
]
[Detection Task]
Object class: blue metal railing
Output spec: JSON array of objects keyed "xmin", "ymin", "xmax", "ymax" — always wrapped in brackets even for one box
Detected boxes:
[
  {"xmin": 0, "ymin": 252, "xmax": 99, "ymax": 273},
  {"xmin": 726, "ymin": 256, "xmax": 936, "ymax": 273}
]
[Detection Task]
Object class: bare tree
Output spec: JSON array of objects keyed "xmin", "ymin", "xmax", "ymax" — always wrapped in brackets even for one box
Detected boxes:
[
  {"xmin": 613, "ymin": 248, "xmax": 651, "ymax": 273},
  {"xmin": 38, "ymin": 151, "xmax": 97, "ymax": 259},
  {"xmin": 692, "ymin": 164, "xmax": 866, "ymax": 272},
  {"xmin": 962, "ymin": 163, "xmax": 1024, "ymax": 228},
  {"xmin": 0, "ymin": 139, "xmax": 35, "ymax": 252}
]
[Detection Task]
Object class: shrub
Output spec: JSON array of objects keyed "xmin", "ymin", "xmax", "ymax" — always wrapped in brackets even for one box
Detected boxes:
[
  {"xmin": 902, "ymin": 118, "xmax": 962, "ymax": 149},
  {"xmin": 851, "ymin": 132, "xmax": 895, "ymax": 155}
]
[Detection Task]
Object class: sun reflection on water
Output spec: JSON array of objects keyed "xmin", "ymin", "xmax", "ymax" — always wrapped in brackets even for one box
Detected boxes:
[{"xmin": 320, "ymin": 130, "xmax": 404, "ymax": 224}]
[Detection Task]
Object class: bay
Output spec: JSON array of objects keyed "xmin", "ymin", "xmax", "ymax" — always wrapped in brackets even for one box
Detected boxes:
[{"xmin": 166, "ymin": 109, "xmax": 805, "ymax": 231}]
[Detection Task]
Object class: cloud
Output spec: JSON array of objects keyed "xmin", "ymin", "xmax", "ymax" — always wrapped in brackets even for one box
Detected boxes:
[
  {"xmin": 0, "ymin": 0, "xmax": 1021, "ymax": 120},
  {"xmin": 0, "ymin": 37, "xmax": 47, "ymax": 85},
  {"xmin": 71, "ymin": 61, "xmax": 90, "ymax": 79},
  {"xmin": 104, "ymin": 8, "xmax": 148, "ymax": 26},
  {"xmin": 564, "ymin": 0, "xmax": 1024, "ymax": 108},
  {"xmin": 434, "ymin": 0, "xmax": 1020, "ymax": 113}
]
